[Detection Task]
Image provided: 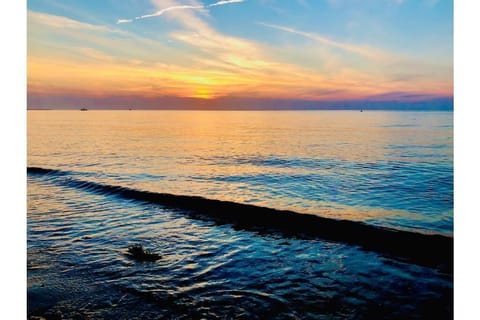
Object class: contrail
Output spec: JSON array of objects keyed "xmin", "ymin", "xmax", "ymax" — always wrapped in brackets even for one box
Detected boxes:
[
  {"xmin": 135, "ymin": 5, "xmax": 204, "ymax": 20},
  {"xmin": 209, "ymin": 0, "xmax": 244, "ymax": 7},
  {"xmin": 117, "ymin": 19, "xmax": 133, "ymax": 24},
  {"xmin": 117, "ymin": 0, "xmax": 245, "ymax": 24}
]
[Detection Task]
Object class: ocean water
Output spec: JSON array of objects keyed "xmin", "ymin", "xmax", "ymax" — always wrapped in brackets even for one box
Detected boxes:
[{"xmin": 27, "ymin": 110, "xmax": 453, "ymax": 319}]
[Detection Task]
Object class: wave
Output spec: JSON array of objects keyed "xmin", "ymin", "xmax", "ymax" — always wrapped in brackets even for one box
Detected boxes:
[{"xmin": 27, "ymin": 166, "xmax": 452, "ymax": 273}]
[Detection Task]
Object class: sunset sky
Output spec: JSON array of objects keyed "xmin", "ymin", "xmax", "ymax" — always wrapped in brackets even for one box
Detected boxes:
[{"xmin": 27, "ymin": 0, "xmax": 453, "ymax": 109}]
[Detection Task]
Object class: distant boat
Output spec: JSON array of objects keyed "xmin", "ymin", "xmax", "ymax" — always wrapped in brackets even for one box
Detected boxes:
[{"xmin": 80, "ymin": 108, "xmax": 88, "ymax": 111}]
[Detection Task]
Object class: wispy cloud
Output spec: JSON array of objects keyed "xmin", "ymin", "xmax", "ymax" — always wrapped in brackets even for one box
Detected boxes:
[
  {"xmin": 117, "ymin": 0, "xmax": 246, "ymax": 24},
  {"xmin": 259, "ymin": 22, "xmax": 396, "ymax": 62},
  {"xmin": 29, "ymin": 11, "xmax": 113, "ymax": 32}
]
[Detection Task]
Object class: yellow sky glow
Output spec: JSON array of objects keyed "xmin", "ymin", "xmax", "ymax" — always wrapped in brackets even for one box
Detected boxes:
[{"xmin": 27, "ymin": 8, "xmax": 452, "ymax": 103}]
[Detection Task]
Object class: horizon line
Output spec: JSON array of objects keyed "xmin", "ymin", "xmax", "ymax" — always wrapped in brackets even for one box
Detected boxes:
[{"xmin": 26, "ymin": 106, "xmax": 454, "ymax": 111}]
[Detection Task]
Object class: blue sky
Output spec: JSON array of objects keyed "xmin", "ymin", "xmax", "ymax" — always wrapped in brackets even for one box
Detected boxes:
[{"xmin": 27, "ymin": 0, "xmax": 453, "ymax": 108}]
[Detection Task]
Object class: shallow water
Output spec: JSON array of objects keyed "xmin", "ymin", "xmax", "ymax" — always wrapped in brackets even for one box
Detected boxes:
[
  {"xmin": 28, "ymin": 175, "xmax": 452, "ymax": 319},
  {"xmin": 27, "ymin": 110, "xmax": 453, "ymax": 318}
]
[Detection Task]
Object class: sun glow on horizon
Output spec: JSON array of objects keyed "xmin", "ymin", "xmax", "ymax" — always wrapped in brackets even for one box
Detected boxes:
[
  {"xmin": 27, "ymin": 1, "xmax": 453, "ymax": 108},
  {"xmin": 192, "ymin": 89, "xmax": 214, "ymax": 99}
]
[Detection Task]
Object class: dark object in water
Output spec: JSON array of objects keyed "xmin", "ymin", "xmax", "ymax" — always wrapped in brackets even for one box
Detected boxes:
[
  {"xmin": 126, "ymin": 244, "xmax": 161, "ymax": 262},
  {"xmin": 80, "ymin": 108, "xmax": 88, "ymax": 111}
]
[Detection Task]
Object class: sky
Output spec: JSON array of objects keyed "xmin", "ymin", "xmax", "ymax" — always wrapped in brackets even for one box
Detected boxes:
[{"xmin": 27, "ymin": 0, "xmax": 453, "ymax": 109}]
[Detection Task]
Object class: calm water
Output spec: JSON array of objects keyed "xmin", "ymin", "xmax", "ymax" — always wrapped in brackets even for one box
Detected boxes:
[{"xmin": 27, "ymin": 110, "xmax": 453, "ymax": 319}]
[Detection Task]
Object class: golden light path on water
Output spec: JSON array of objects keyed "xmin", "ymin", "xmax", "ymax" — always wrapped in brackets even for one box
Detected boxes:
[{"xmin": 28, "ymin": 110, "xmax": 453, "ymax": 234}]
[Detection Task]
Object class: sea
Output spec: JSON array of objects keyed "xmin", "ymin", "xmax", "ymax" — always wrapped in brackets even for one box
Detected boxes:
[{"xmin": 27, "ymin": 110, "xmax": 453, "ymax": 319}]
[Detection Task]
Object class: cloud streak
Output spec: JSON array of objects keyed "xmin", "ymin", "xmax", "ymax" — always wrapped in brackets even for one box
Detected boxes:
[
  {"xmin": 117, "ymin": 0, "xmax": 245, "ymax": 24},
  {"xmin": 259, "ymin": 22, "xmax": 396, "ymax": 62}
]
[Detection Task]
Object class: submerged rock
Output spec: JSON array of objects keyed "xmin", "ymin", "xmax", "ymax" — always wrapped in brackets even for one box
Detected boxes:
[{"xmin": 126, "ymin": 244, "xmax": 161, "ymax": 262}]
